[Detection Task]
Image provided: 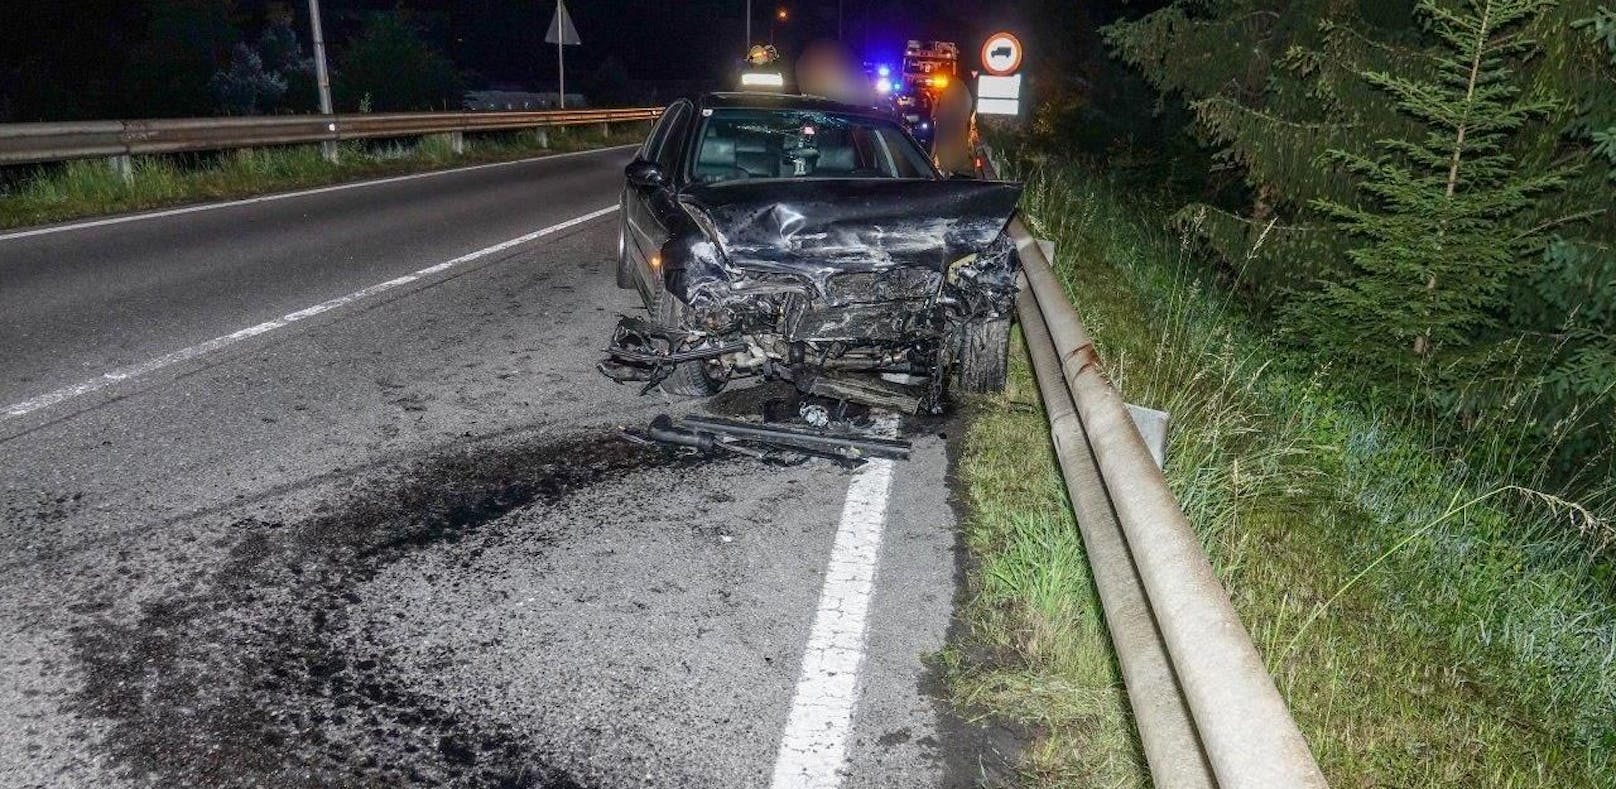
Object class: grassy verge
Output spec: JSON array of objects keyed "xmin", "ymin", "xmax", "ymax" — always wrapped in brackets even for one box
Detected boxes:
[
  {"xmin": 0, "ymin": 122, "xmax": 648, "ymax": 230},
  {"xmin": 944, "ymin": 157, "xmax": 1616, "ymax": 786}
]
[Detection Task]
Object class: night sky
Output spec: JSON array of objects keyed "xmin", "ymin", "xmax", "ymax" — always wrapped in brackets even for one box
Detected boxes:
[
  {"xmin": 329, "ymin": 0, "xmax": 1064, "ymax": 84},
  {"xmin": 3, "ymin": 0, "xmax": 1135, "ymax": 120},
  {"xmin": 327, "ymin": 0, "xmax": 1084, "ymax": 87}
]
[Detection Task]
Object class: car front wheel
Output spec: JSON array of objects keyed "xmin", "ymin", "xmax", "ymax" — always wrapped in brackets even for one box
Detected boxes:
[
  {"xmin": 652, "ymin": 290, "xmax": 727, "ymax": 397},
  {"xmin": 615, "ymin": 223, "xmax": 635, "ymax": 289},
  {"xmin": 954, "ymin": 317, "xmax": 1012, "ymax": 393}
]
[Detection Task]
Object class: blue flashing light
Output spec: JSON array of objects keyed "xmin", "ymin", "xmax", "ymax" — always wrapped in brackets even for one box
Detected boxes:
[{"xmin": 876, "ymin": 64, "xmax": 891, "ymax": 77}]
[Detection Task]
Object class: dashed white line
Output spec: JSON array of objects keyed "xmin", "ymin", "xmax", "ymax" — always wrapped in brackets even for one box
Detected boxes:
[
  {"xmin": 2, "ymin": 205, "xmax": 617, "ymax": 420},
  {"xmin": 770, "ymin": 419, "xmax": 899, "ymax": 789},
  {"xmin": 0, "ymin": 144, "xmax": 635, "ymax": 244}
]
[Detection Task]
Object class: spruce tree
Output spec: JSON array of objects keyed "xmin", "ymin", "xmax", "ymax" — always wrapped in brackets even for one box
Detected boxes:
[
  {"xmin": 1104, "ymin": 0, "xmax": 1428, "ymax": 299},
  {"xmin": 1295, "ymin": 0, "xmax": 1567, "ymax": 377},
  {"xmin": 1103, "ymin": 0, "xmax": 1612, "ymax": 307},
  {"xmin": 1102, "ymin": 0, "xmax": 1616, "ymax": 477}
]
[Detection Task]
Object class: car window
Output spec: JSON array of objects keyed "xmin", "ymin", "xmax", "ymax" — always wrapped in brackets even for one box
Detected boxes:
[
  {"xmin": 639, "ymin": 103, "xmax": 680, "ymax": 162},
  {"xmin": 690, "ymin": 108, "xmax": 933, "ymax": 184},
  {"xmin": 654, "ymin": 103, "xmax": 691, "ymax": 172}
]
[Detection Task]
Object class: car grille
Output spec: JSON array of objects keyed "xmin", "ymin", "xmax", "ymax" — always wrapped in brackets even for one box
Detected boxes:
[{"xmin": 826, "ymin": 269, "xmax": 941, "ymax": 305}]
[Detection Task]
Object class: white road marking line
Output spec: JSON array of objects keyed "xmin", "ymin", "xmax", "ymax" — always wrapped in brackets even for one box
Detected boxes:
[
  {"xmin": 0, "ymin": 144, "xmax": 637, "ymax": 244},
  {"xmin": 2, "ymin": 205, "xmax": 617, "ymax": 420},
  {"xmin": 771, "ymin": 420, "xmax": 899, "ymax": 789}
]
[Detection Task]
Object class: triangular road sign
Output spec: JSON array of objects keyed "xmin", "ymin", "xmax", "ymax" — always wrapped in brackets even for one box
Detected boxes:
[{"xmin": 545, "ymin": 0, "xmax": 581, "ymax": 46}]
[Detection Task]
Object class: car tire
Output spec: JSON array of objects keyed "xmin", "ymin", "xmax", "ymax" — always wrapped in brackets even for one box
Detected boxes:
[
  {"xmin": 615, "ymin": 223, "xmax": 634, "ymax": 289},
  {"xmin": 652, "ymin": 290, "xmax": 727, "ymax": 397},
  {"xmin": 955, "ymin": 317, "xmax": 1012, "ymax": 394}
]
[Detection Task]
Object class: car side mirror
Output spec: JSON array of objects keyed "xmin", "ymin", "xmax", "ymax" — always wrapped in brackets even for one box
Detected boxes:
[{"xmin": 625, "ymin": 159, "xmax": 667, "ymax": 189}]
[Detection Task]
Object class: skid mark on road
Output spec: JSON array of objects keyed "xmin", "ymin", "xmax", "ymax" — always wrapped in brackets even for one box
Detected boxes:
[
  {"xmin": 770, "ymin": 417, "xmax": 899, "ymax": 789},
  {"xmin": 2, "ymin": 206, "xmax": 616, "ymax": 422},
  {"xmin": 68, "ymin": 431, "xmax": 689, "ymax": 787}
]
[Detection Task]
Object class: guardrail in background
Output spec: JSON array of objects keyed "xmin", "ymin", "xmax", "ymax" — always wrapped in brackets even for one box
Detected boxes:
[
  {"xmin": 0, "ymin": 107, "xmax": 661, "ymax": 170},
  {"xmin": 995, "ymin": 156, "xmax": 1328, "ymax": 785}
]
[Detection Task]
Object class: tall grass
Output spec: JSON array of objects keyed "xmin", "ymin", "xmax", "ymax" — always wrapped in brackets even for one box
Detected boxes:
[
  {"xmin": 946, "ymin": 154, "xmax": 1616, "ymax": 786},
  {"xmin": 0, "ymin": 122, "xmax": 645, "ymax": 230},
  {"xmin": 944, "ymin": 348, "xmax": 1148, "ymax": 787}
]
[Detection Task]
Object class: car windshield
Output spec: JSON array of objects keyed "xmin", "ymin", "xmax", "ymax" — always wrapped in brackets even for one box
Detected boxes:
[{"xmin": 690, "ymin": 108, "xmax": 933, "ymax": 184}]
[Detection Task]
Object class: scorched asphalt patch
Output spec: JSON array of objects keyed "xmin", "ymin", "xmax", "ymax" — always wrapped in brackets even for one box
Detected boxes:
[{"xmin": 67, "ymin": 431, "xmax": 698, "ymax": 788}]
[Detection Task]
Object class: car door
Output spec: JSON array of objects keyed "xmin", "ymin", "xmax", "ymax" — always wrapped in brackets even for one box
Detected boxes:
[
  {"xmin": 621, "ymin": 102, "xmax": 677, "ymax": 289},
  {"xmin": 624, "ymin": 100, "xmax": 692, "ymax": 302}
]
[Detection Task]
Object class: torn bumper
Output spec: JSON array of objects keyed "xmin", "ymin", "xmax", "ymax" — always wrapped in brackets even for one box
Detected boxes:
[{"xmin": 603, "ymin": 177, "xmax": 1024, "ymax": 408}]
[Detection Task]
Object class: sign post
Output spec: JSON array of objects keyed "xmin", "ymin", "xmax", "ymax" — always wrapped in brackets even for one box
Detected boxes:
[
  {"xmin": 545, "ymin": 1, "xmax": 582, "ymax": 108},
  {"xmin": 976, "ymin": 32, "xmax": 1024, "ymax": 117},
  {"xmin": 306, "ymin": 0, "xmax": 338, "ymax": 162}
]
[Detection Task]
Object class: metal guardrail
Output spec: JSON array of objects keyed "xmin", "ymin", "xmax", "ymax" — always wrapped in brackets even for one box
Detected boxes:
[
  {"xmin": 993, "ymin": 153, "xmax": 1328, "ymax": 786},
  {"xmin": 0, "ymin": 107, "xmax": 661, "ymax": 166}
]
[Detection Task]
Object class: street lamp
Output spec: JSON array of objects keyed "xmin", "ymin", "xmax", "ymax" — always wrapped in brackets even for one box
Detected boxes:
[{"xmin": 771, "ymin": 6, "xmax": 787, "ymax": 44}]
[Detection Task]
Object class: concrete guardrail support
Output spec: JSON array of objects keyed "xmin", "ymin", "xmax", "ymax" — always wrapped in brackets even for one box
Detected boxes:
[{"xmin": 107, "ymin": 154, "xmax": 133, "ymax": 184}]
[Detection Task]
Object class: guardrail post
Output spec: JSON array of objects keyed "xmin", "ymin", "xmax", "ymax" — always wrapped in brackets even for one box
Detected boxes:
[
  {"xmin": 448, "ymin": 131, "xmax": 465, "ymax": 155},
  {"xmin": 600, "ymin": 121, "xmax": 611, "ymax": 138},
  {"xmin": 535, "ymin": 128, "xmax": 551, "ymax": 149},
  {"xmin": 107, "ymin": 154, "xmax": 133, "ymax": 184}
]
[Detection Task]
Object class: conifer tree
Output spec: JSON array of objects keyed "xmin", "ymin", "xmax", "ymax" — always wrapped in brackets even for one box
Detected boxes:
[
  {"xmin": 1295, "ymin": 0, "xmax": 1567, "ymax": 376},
  {"xmin": 1103, "ymin": 0, "xmax": 1615, "ymax": 475},
  {"xmin": 1104, "ymin": 0, "xmax": 1611, "ymax": 307},
  {"xmin": 1104, "ymin": 0, "xmax": 1426, "ymax": 297}
]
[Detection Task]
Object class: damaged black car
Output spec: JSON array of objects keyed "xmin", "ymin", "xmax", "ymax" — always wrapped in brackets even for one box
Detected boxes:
[{"xmin": 603, "ymin": 92, "xmax": 1023, "ymax": 415}]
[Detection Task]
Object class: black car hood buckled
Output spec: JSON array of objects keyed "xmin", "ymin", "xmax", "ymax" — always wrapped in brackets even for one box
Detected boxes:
[{"xmin": 680, "ymin": 178, "xmax": 1023, "ymax": 273}]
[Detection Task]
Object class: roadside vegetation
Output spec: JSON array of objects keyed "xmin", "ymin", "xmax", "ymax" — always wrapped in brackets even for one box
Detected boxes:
[
  {"xmin": 0, "ymin": 123, "xmax": 644, "ymax": 231},
  {"xmin": 2, "ymin": 3, "xmax": 661, "ymax": 231},
  {"xmin": 946, "ymin": 2, "xmax": 1615, "ymax": 784},
  {"xmin": 944, "ymin": 157, "xmax": 1616, "ymax": 786}
]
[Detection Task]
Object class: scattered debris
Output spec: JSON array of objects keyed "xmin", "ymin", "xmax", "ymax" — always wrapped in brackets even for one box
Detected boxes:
[
  {"xmin": 799, "ymin": 402, "xmax": 831, "ymax": 428},
  {"xmin": 626, "ymin": 413, "xmax": 910, "ymax": 466},
  {"xmin": 601, "ymin": 178, "xmax": 1024, "ymax": 412}
]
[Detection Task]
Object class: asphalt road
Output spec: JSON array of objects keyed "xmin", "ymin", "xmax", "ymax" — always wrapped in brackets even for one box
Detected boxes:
[{"xmin": 0, "ymin": 147, "xmax": 1008, "ymax": 787}]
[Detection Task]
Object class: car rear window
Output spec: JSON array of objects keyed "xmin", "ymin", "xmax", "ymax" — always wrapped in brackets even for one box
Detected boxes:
[{"xmin": 690, "ymin": 108, "xmax": 934, "ymax": 184}]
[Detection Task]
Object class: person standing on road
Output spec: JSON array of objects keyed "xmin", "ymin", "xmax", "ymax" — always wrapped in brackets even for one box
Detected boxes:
[{"xmin": 931, "ymin": 80, "xmax": 975, "ymax": 176}]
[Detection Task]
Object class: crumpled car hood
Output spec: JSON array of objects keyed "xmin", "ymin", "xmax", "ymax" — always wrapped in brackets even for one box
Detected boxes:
[
  {"xmin": 603, "ymin": 175, "xmax": 1028, "ymax": 408},
  {"xmin": 679, "ymin": 178, "xmax": 1024, "ymax": 273}
]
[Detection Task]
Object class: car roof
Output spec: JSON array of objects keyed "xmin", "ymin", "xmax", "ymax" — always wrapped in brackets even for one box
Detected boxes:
[{"xmin": 699, "ymin": 92, "xmax": 891, "ymax": 120}]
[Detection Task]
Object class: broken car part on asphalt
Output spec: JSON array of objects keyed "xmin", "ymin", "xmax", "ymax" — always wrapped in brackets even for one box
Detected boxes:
[{"xmin": 626, "ymin": 413, "xmax": 911, "ymax": 465}]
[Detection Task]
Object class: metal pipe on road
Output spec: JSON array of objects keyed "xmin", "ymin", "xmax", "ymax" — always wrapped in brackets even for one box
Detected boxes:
[{"xmin": 1011, "ymin": 220, "xmax": 1328, "ymax": 788}]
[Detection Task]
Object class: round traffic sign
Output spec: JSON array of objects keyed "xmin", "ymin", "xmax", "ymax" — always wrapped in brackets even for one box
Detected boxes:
[{"xmin": 980, "ymin": 32, "xmax": 1023, "ymax": 76}]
